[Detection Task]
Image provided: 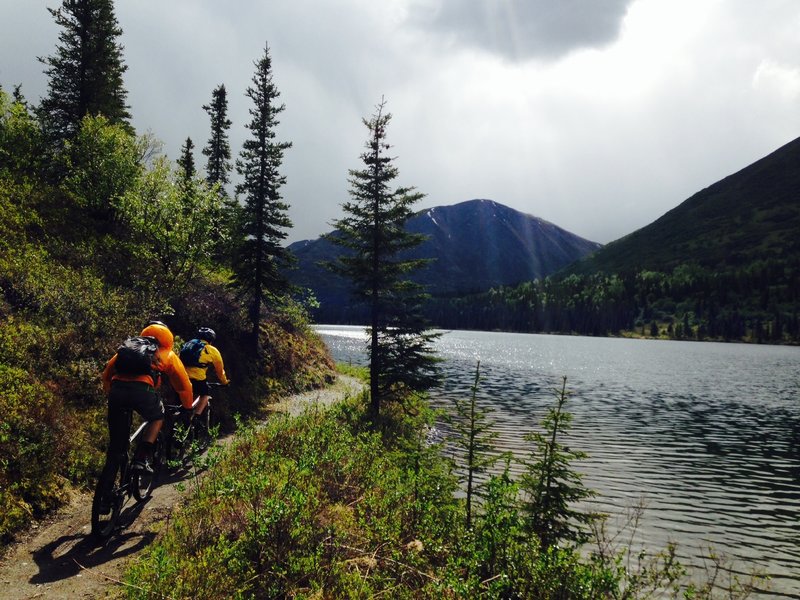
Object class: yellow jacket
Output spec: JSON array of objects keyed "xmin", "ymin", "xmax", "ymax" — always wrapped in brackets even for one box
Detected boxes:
[{"xmin": 185, "ymin": 343, "xmax": 229, "ymax": 385}]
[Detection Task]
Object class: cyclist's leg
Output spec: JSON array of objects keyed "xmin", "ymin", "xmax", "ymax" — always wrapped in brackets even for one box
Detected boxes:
[
  {"xmin": 194, "ymin": 395, "xmax": 210, "ymax": 416},
  {"xmin": 131, "ymin": 386, "xmax": 165, "ymax": 471},
  {"xmin": 97, "ymin": 388, "xmax": 132, "ymax": 506},
  {"xmin": 190, "ymin": 379, "xmax": 211, "ymax": 416},
  {"xmin": 143, "ymin": 419, "xmax": 163, "ymax": 443}
]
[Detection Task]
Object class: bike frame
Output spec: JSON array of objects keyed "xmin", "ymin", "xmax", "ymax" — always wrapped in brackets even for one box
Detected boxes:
[
  {"xmin": 129, "ymin": 418, "xmax": 149, "ymax": 444},
  {"xmin": 163, "ymin": 382, "xmax": 221, "ymax": 467},
  {"xmin": 91, "ymin": 410, "xmax": 162, "ymax": 539}
]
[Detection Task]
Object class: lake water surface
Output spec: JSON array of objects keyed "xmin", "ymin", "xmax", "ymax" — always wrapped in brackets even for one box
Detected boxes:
[{"xmin": 316, "ymin": 325, "xmax": 800, "ymax": 597}]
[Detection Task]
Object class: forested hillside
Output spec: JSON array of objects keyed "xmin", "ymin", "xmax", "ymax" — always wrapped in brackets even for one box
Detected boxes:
[
  {"xmin": 428, "ymin": 138, "xmax": 800, "ymax": 343},
  {"xmin": 0, "ymin": 4, "xmax": 332, "ymax": 542}
]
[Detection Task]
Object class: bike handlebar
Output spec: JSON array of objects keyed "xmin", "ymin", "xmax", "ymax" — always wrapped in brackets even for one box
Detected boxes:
[{"xmin": 164, "ymin": 381, "xmax": 227, "ymax": 414}]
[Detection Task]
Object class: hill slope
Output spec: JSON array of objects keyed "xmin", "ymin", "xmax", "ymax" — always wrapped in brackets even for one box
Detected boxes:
[
  {"xmin": 570, "ymin": 136, "xmax": 800, "ymax": 274},
  {"xmin": 289, "ymin": 199, "xmax": 600, "ymax": 319},
  {"xmin": 432, "ymin": 137, "xmax": 800, "ymax": 341}
]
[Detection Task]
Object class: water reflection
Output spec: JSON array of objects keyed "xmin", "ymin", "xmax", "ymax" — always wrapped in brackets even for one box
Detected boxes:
[{"xmin": 317, "ymin": 326, "xmax": 800, "ymax": 597}]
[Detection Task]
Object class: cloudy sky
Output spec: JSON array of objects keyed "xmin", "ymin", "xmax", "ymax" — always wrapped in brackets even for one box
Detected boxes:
[{"xmin": 2, "ymin": 0, "xmax": 800, "ymax": 245}]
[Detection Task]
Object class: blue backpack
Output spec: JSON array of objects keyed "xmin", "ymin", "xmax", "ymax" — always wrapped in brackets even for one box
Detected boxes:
[{"xmin": 179, "ymin": 338, "xmax": 207, "ymax": 368}]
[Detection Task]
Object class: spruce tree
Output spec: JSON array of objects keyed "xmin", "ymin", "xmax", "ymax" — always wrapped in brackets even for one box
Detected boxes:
[
  {"xmin": 234, "ymin": 43, "xmax": 293, "ymax": 351},
  {"xmin": 328, "ymin": 99, "xmax": 439, "ymax": 417},
  {"xmin": 520, "ymin": 376, "xmax": 598, "ymax": 549},
  {"xmin": 202, "ymin": 84, "xmax": 233, "ymax": 194},
  {"xmin": 38, "ymin": 0, "xmax": 132, "ymax": 146},
  {"xmin": 11, "ymin": 85, "xmax": 28, "ymax": 110},
  {"xmin": 177, "ymin": 136, "xmax": 196, "ymax": 184},
  {"xmin": 448, "ymin": 361, "xmax": 502, "ymax": 528}
]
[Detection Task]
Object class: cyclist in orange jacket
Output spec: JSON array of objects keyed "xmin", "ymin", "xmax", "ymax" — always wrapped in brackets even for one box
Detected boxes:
[{"xmin": 97, "ymin": 322, "xmax": 193, "ymax": 510}]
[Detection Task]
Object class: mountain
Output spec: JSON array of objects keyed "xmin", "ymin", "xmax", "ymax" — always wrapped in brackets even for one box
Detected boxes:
[
  {"xmin": 432, "ymin": 137, "xmax": 800, "ymax": 342},
  {"xmin": 288, "ymin": 199, "xmax": 601, "ymax": 319},
  {"xmin": 568, "ymin": 136, "xmax": 800, "ymax": 275}
]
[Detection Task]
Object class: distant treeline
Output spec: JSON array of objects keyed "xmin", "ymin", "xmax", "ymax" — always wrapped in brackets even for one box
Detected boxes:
[
  {"xmin": 424, "ymin": 260, "xmax": 800, "ymax": 343},
  {"xmin": 313, "ymin": 259, "xmax": 800, "ymax": 344}
]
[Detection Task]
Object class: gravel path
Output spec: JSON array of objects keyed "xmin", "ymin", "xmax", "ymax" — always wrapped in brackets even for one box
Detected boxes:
[{"xmin": 0, "ymin": 374, "xmax": 365, "ymax": 599}]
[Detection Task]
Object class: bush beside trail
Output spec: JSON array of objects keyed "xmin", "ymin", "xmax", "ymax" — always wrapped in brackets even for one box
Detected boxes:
[
  {"xmin": 0, "ymin": 98, "xmax": 335, "ymax": 542},
  {"xmin": 123, "ymin": 382, "xmax": 764, "ymax": 599}
]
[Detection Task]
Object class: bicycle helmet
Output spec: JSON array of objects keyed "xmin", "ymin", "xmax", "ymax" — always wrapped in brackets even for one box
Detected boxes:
[
  {"xmin": 141, "ymin": 322, "xmax": 174, "ymax": 350},
  {"xmin": 197, "ymin": 327, "xmax": 216, "ymax": 343}
]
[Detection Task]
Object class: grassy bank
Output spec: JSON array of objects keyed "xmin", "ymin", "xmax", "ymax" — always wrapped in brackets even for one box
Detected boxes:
[{"xmin": 123, "ymin": 385, "xmax": 763, "ymax": 599}]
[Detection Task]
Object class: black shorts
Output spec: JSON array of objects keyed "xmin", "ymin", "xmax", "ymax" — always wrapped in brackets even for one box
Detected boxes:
[
  {"xmin": 190, "ymin": 378, "xmax": 210, "ymax": 398},
  {"xmin": 107, "ymin": 380, "xmax": 164, "ymax": 455}
]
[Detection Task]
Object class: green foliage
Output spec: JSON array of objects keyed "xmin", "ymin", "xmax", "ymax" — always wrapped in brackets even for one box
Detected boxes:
[
  {"xmin": 118, "ymin": 155, "xmax": 225, "ymax": 300},
  {"xmin": 336, "ymin": 362, "xmax": 369, "ymax": 382},
  {"xmin": 0, "ymin": 175, "xmax": 36, "ymax": 256},
  {"xmin": 428, "ymin": 260, "xmax": 800, "ymax": 344},
  {"xmin": 0, "ymin": 364, "xmax": 71, "ymax": 540},
  {"xmin": 0, "ymin": 91, "xmax": 43, "ymax": 179},
  {"xmin": 177, "ymin": 136, "xmax": 196, "ymax": 183},
  {"xmin": 257, "ymin": 301, "xmax": 337, "ymax": 398},
  {"xmin": 125, "ymin": 400, "xmax": 459, "ymax": 599},
  {"xmin": 0, "ymin": 31, "xmax": 336, "ymax": 547},
  {"xmin": 327, "ymin": 98, "xmax": 439, "ymax": 416},
  {"xmin": 61, "ymin": 114, "xmax": 140, "ymax": 218},
  {"xmin": 125, "ymin": 386, "xmax": 756, "ymax": 599}
]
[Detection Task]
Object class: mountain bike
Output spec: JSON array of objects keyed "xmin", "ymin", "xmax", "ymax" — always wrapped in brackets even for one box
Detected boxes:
[
  {"xmin": 164, "ymin": 382, "xmax": 221, "ymax": 468},
  {"xmin": 90, "ymin": 412, "xmax": 164, "ymax": 539}
]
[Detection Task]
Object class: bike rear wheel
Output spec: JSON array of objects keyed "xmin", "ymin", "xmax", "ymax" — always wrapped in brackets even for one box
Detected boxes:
[{"xmin": 91, "ymin": 464, "xmax": 124, "ymax": 539}]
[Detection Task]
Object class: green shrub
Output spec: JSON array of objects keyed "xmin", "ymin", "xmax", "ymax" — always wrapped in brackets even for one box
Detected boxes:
[
  {"xmin": 126, "ymin": 401, "xmax": 459, "ymax": 599},
  {"xmin": 0, "ymin": 365, "xmax": 69, "ymax": 539}
]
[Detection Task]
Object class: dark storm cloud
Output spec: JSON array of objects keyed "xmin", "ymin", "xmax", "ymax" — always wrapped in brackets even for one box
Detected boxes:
[
  {"xmin": 415, "ymin": 0, "xmax": 634, "ymax": 60},
  {"xmin": 4, "ymin": 1, "xmax": 800, "ymax": 247}
]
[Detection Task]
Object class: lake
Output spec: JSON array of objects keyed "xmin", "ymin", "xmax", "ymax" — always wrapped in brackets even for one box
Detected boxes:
[{"xmin": 316, "ymin": 325, "xmax": 800, "ymax": 597}]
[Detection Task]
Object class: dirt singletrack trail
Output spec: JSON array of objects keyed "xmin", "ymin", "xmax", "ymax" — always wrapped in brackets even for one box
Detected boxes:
[{"xmin": 0, "ymin": 375, "xmax": 364, "ymax": 599}]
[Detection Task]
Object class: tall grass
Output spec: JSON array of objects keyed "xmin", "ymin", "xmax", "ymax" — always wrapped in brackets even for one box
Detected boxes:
[{"xmin": 125, "ymin": 379, "xmax": 764, "ymax": 599}]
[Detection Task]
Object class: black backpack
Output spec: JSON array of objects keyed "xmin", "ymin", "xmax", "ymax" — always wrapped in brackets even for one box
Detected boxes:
[
  {"xmin": 179, "ymin": 338, "xmax": 207, "ymax": 368},
  {"xmin": 115, "ymin": 336, "xmax": 159, "ymax": 376}
]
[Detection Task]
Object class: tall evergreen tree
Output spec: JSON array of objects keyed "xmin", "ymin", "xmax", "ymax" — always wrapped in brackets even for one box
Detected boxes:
[
  {"xmin": 234, "ymin": 43, "xmax": 293, "ymax": 351},
  {"xmin": 38, "ymin": 0, "xmax": 132, "ymax": 146},
  {"xmin": 177, "ymin": 136, "xmax": 196, "ymax": 184},
  {"xmin": 328, "ymin": 99, "xmax": 439, "ymax": 417},
  {"xmin": 202, "ymin": 84, "xmax": 233, "ymax": 194}
]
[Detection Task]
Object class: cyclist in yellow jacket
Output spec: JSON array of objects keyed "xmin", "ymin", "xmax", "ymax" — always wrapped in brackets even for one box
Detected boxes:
[
  {"xmin": 181, "ymin": 327, "xmax": 229, "ymax": 418},
  {"xmin": 97, "ymin": 322, "xmax": 193, "ymax": 510}
]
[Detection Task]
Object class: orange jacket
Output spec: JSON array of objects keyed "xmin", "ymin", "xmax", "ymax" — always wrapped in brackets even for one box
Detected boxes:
[{"xmin": 102, "ymin": 350, "xmax": 194, "ymax": 409}]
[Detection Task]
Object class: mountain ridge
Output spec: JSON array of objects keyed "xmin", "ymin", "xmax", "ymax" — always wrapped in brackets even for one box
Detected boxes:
[
  {"xmin": 288, "ymin": 199, "xmax": 601, "ymax": 318},
  {"xmin": 566, "ymin": 135, "xmax": 800, "ymax": 274}
]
